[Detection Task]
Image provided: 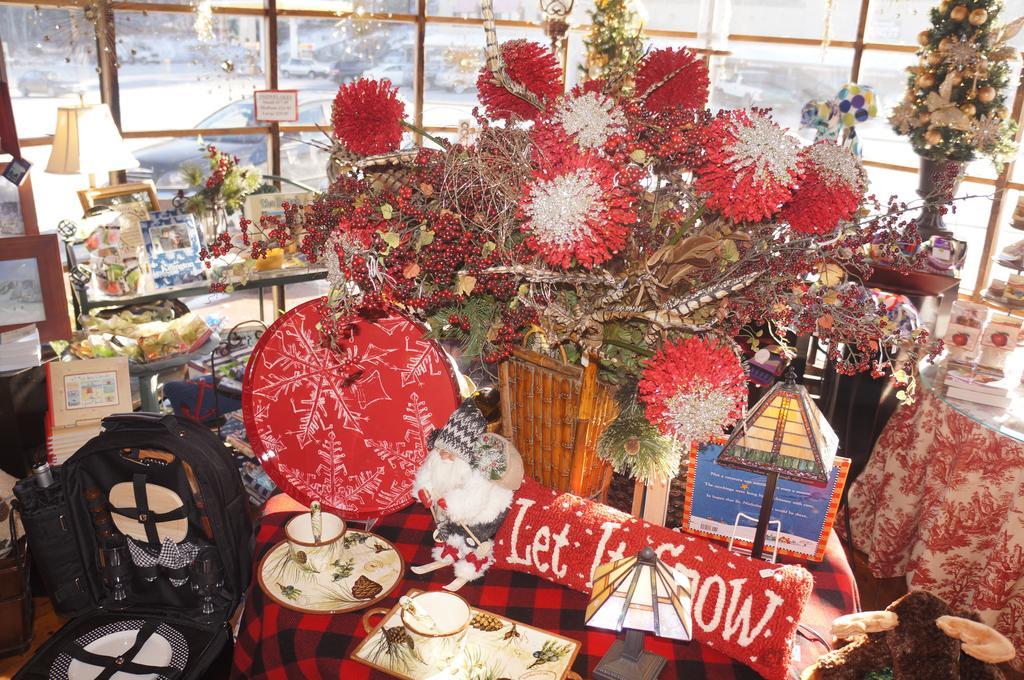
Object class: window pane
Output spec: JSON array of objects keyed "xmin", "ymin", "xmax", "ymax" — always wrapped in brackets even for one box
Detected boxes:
[
  {"xmin": 989, "ymin": 188, "xmax": 1024, "ymax": 295},
  {"xmin": 712, "ymin": 43, "xmax": 854, "ymax": 124},
  {"xmin": 280, "ymin": 131, "xmax": 331, "ymax": 190},
  {"xmin": 428, "ymin": 0, "xmax": 542, "ymax": 21},
  {"xmin": 570, "ymin": 0, "xmax": 701, "ymax": 32},
  {"xmin": 126, "ymin": 133, "xmax": 270, "ymax": 197},
  {"xmin": 865, "ymin": 0, "xmax": 937, "ymax": 45},
  {"xmin": 857, "ymin": 49, "xmax": 919, "ymax": 171},
  {"xmin": 280, "ymin": 0, "xmax": 414, "ymax": 12},
  {"xmin": 423, "ymin": 23, "xmax": 547, "ymax": 127},
  {"xmin": 116, "ymin": 12, "xmax": 266, "ymax": 132},
  {"xmin": 729, "ymin": 0, "xmax": 860, "ymax": 41},
  {"xmin": 279, "ymin": 18, "xmax": 415, "ymax": 99},
  {"xmin": 1, "ymin": 5, "xmax": 101, "ymax": 137}
]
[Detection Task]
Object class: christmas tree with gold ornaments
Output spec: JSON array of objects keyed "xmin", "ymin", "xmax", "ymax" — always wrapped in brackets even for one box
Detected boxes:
[
  {"xmin": 889, "ymin": 0, "xmax": 1021, "ymax": 165},
  {"xmin": 581, "ymin": 0, "xmax": 646, "ymax": 91}
]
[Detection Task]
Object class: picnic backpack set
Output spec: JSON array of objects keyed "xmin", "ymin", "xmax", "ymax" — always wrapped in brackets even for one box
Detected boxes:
[{"xmin": 13, "ymin": 412, "xmax": 254, "ymax": 680}]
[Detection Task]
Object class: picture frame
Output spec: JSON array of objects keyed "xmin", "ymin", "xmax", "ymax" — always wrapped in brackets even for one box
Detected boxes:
[
  {"xmin": 77, "ymin": 181, "xmax": 160, "ymax": 213},
  {"xmin": 0, "ymin": 234, "xmax": 72, "ymax": 342}
]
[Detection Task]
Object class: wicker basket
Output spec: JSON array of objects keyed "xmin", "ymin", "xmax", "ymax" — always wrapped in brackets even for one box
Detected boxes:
[{"xmin": 498, "ymin": 348, "xmax": 619, "ymax": 500}]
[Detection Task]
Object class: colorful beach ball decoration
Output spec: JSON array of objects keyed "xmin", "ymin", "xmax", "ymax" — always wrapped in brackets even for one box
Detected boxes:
[{"xmin": 836, "ymin": 84, "xmax": 877, "ymax": 127}]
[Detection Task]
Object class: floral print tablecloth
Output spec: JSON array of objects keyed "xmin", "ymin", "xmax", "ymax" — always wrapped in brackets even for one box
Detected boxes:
[{"xmin": 847, "ymin": 389, "xmax": 1024, "ymax": 671}]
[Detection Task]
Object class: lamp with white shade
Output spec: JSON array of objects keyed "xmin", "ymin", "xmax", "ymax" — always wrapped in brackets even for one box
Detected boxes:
[{"xmin": 46, "ymin": 103, "xmax": 138, "ymax": 188}]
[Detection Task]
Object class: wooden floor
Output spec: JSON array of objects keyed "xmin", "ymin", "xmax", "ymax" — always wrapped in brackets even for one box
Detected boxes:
[{"xmin": 0, "ymin": 597, "xmax": 62, "ymax": 679}]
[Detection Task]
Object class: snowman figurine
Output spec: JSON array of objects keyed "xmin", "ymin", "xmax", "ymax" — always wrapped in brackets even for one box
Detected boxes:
[{"xmin": 410, "ymin": 398, "xmax": 524, "ymax": 592}]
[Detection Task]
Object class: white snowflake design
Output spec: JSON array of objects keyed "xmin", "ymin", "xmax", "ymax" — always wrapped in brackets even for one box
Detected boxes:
[
  {"xmin": 665, "ymin": 380, "xmax": 737, "ymax": 444},
  {"xmin": 555, "ymin": 91, "xmax": 626, "ymax": 149},
  {"xmin": 525, "ymin": 168, "xmax": 603, "ymax": 246},
  {"xmin": 726, "ymin": 114, "xmax": 802, "ymax": 187}
]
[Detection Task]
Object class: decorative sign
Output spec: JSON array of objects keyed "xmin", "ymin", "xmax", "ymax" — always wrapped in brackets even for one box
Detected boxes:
[
  {"xmin": 254, "ymin": 90, "xmax": 299, "ymax": 123},
  {"xmin": 243, "ymin": 300, "xmax": 460, "ymax": 520},
  {"xmin": 139, "ymin": 210, "xmax": 207, "ymax": 288}
]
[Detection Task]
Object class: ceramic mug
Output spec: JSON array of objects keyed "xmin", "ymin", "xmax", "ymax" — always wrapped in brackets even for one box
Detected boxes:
[
  {"xmin": 284, "ymin": 510, "xmax": 346, "ymax": 573},
  {"xmin": 399, "ymin": 590, "xmax": 471, "ymax": 667}
]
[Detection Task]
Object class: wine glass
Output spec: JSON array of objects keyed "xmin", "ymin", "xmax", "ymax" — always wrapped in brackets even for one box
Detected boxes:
[
  {"xmin": 191, "ymin": 547, "xmax": 223, "ymax": 617},
  {"xmin": 97, "ymin": 540, "xmax": 132, "ymax": 604}
]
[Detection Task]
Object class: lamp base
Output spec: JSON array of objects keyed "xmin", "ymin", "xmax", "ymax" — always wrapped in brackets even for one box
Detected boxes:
[{"xmin": 593, "ymin": 639, "xmax": 667, "ymax": 680}]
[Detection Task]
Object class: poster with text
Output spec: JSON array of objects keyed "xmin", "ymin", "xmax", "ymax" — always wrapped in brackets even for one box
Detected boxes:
[{"xmin": 683, "ymin": 442, "xmax": 849, "ymax": 561}]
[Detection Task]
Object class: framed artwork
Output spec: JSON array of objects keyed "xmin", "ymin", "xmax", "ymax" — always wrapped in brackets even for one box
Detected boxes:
[
  {"xmin": 0, "ymin": 48, "xmax": 39, "ymax": 236},
  {"xmin": 0, "ymin": 234, "xmax": 72, "ymax": 342},
  {"xmin": 77, "ymin": 181, "xmax": 160, "ymax": 213},
  {"xmin": 0, "ymin": 176, "xmax": 23, "ymax": 237}
]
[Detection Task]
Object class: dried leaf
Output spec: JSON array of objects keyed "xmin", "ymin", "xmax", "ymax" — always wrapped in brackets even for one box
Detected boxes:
[
  {"xmin": 415, "ymin": 229, "xmax": 435, "ymax": 252},
  {"xmin": 630, "ymin": 149, "xmax": 647, "ymax": 164},
  {"xmin": 380, "ymin": 203, "xmax": 393, "ymax": 219},
  {"xmin": 481, "ymin": 241, "xmax": 496, "ymax": 254},
  {"xmin": 719, "ymin": 239, "xmax": 739, "ymax": 263},
  {"xmin": 419, "ymin": 183, "xmax": 434, "ymax": 197},
  {"xmin": 457, "ymin": 274, "xmax": 477, "ymax": 296},
  {"xmin": 380, "ymin": 231, "xmax": 401, "ymax": 250},
  {"xmin": 403, "ymin": 262, "xmax": 421, "ymax": 278},
  {"xmin": 818, "ymin": 314, "xmax": 834, "ymax": 330}
]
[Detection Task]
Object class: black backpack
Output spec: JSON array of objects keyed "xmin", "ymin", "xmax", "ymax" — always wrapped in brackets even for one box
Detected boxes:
[{"xmin": 14, "ymin": 412, "xmax": 254, "ymax": 680}]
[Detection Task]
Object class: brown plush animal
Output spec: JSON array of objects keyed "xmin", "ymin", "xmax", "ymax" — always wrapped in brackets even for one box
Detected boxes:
[{"xmin": 802, "ymin": 591, "xmax": 1015, "ymax": 680}]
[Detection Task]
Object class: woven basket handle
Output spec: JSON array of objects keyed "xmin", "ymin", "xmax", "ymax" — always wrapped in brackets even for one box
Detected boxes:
[{"xmin": 521, "ymin": 326, "xmax": 569, "ymax": 365}]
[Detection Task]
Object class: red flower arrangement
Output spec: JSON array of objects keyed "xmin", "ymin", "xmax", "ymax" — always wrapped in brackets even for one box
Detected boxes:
[
  {"xmin": 781, "ymin": 142, "xmax": 866, "ymax": 235},
  {"xmin": 331, "ymin": 78, "xmax": 406, "ymax": 155},
  {"xmin": 638, "ymin": 336, "xmax": 748, "ymax": 444},
  {"xmin": 635, "ymin": 47, "xmax": 710, "ymax": 112},
  {"xmin": 521, "ymin": 143, "xmax": 640, "ymax": 269},
  {"xmin": 694, "ymin": 110, "xmax": 804, "ymax": 223},
  {"xmin": 476, "ymin": 40, "xmax": 563, "ymax": 121}
]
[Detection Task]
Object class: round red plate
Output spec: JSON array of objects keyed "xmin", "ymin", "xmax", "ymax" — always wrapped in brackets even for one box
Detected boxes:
[{"xmin": 243, "ymin": 299, "xmax": 460, "ymax": 520}]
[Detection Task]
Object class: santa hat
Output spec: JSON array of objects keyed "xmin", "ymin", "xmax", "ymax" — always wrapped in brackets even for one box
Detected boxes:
[{"xmin": 427, "ymin": 398, "xmax": 488, "ymax": 467}]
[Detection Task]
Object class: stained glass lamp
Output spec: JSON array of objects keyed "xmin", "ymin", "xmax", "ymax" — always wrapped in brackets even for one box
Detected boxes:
[
  {"xmin": 586, "ymin": 546, "xmax": 693, "ymax": 680},
  {"xmin": 716, "ymin": 370, "xmax": 838, "ymax": 560}
]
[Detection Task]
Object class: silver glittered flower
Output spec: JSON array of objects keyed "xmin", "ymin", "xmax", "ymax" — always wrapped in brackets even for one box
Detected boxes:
[
  {"xmin": 524, "ymin": 168, "xmax": 603, "ymax": 246},
  {"xmin": 554, "ymin": 91, "xmax": 626, "ymax": 149},
  {"xmin": 726, "ymin": 114, "xmax": 802, "ymax": 187},
  {"xmin": 664, "ymin": 381, "xmax": 738, "ymax": 444},
  {"xmin": 969, "ymin": 113, "xmax": 1003, "ymax": 150},
  {"xmin": 806, "ymin": 142, "xmax": 865, "ymax": 191},
  {"xmin": 889, "ymin": 100, "xmax": 918, "ymax": 135}
]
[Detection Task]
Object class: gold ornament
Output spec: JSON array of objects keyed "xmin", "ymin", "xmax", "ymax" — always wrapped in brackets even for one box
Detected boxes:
[
  {"xmin": 996, "ymin": 106, "xmax": 1009, "ymax": 119},
  {"xmin": 940, "ymin": 0, "xmax": 950, "ymax": 10},
  {"xmin": 917, "ymin": 73, "xmax": 937, "ymax": 89},
  {"xmin": 969, "ymin": 8, "xmax": 988, "ymax": 25},
  {"xmin": 918, "ymin": 30, "xmax": 932, "ymax": 46},
  {"xmin": 939, "ymin": 37, "xmax": 953, "ymax": 51},
  {"xmin": 959, "ymin": 102, "xmax": 976, "ymax": 116},
  {"xmin": 925, "ymin": 129, "xmax": 943, "ymax": 146},
  {"xmin": 927, "ymin": 52, "xmax": 943, "ymax": 67},
  {"xmin": 950, "ymin": 5, "xmax": 968, "ymax": 21},
  {"xmin": 978, "ymin": 86, "xmax": 996, "ymax": 103}
]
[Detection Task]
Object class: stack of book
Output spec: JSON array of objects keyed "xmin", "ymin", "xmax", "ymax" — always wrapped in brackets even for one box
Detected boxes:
[
  {"xmin": 943, "ymin": 365, "xmax": 1015, "ymax": 408},
  {"xmin": 46, "ymin": 357, "xmax": 131, "ymax": 465},
  {"xmin": 0, "ymin": 325, "xmax": 41, "ymax": 373}
]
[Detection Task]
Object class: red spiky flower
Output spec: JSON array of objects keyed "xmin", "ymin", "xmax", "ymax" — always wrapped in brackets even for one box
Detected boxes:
[
  {"xmin": 476, "ymin": 40, "xmax": 563, "ymax": 122},
  {"xmin": 331, "ymin": 78, "xmax": 406, "ymax": 156},
  {"xmin": 520, "ymin": 142, "xmax": 639, "ymax": 269},
  {"xmin": 781, "ymin": 142, "xmax": 866, "ymax": 235},
  {"xmin": 638, "ymin": 336, "xmax": 747, "ymax": 443},
  {"xmin": 635, "ymin": 47, "xmax": 710, "ymax": 112},
  {"xmin": 694, "ymin": 110, "xmax": 804, "ymax": 223}
]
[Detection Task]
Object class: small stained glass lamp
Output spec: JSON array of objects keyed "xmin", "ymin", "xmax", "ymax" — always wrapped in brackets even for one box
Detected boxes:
[
  {"xmin": 585, "ymin": 546, "xmax": 693, "ymax": 680},
  {"xmin": 716, "ymin": 369, "xmax": 838, "ymax": 560}
]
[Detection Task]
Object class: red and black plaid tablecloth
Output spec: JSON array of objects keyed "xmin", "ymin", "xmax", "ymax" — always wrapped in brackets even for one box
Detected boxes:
[{"xmin": 232, "ymin": 497, "xmax": 858, "ymax": 679}]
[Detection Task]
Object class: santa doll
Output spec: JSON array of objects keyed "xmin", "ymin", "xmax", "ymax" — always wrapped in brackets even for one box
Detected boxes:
[{"xmin": 410, "ymin": 398, "xmax": 524, "ymax": 592}]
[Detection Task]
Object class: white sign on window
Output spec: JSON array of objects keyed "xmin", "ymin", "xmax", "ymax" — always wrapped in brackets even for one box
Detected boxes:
[{"xmin": 254, "ymin": 90, "xmax": 299, "ymax": 123}]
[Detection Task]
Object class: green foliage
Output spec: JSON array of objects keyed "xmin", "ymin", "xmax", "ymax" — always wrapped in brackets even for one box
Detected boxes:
[
  {"xmin": 425, "ymin": 296, "xmax": 500, "ymax": 360},
  {"xmin": 598, "ymin": 398, "xmax": 682, "ymax": 485},
  {"xmin": 581, "ymin": 0, "xmax": 647, "ymax": 90},
  {"xmin": 181, "ymin": 145, "xmax": 261, "ymax": 215},
  {"xmin": 892, "ymin": 0, "xmax": 1019, "ymax": 165}
]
